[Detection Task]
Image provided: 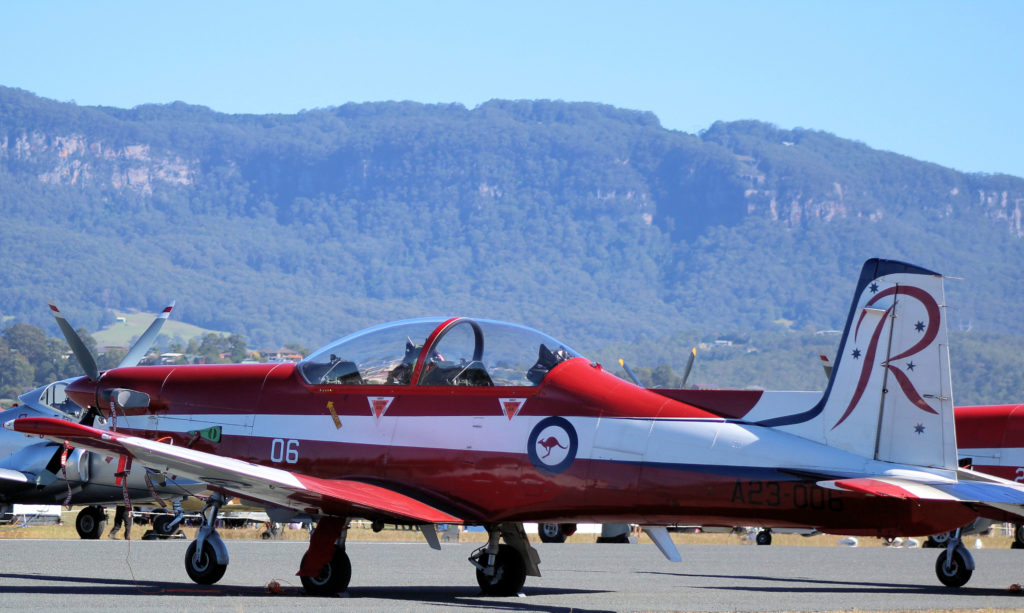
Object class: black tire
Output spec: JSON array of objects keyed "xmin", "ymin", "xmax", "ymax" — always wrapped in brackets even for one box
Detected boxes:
[
  {"xmin": 475, "ymin": 544, "xmax": 527, "ymax": 596},
  {"xmin": 152, "ymin": 514, "xmax": 176, "ymax": 535},
  {"xmin": 1015, "ymin": 524, "xmax": 1024, "ymax": 547},
  {"xmin": 538, "ymin": 523, "xmax": 566, "ymax": 543},
  {"xmin": 185, "ymin": 540, "xmax": 227, "ymax": 585},
  {"xmin": 300, "ymin": 548, "xmax": 352, "ymax": 596},
  {"xmin": 75, "ymin": 506, "xmax": 107, "ymax": 539},
  {"xmin": 755, "ymin": 530, "xmax": 772, "ymax": 546},
  {"xmin": 935, "ymin": 549, "xmax": 972, "ymax": 587}
]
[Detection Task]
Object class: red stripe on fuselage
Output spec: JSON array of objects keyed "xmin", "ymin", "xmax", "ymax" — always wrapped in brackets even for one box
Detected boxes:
[{"xmin": 651, "ymin": 389, "xmax": 764, "ymax": 419}]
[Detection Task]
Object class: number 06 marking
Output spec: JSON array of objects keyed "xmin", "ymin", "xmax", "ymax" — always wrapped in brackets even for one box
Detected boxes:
[{"xmin": 270, "ymin": 438, "xmax": 300, "ymax": 464}]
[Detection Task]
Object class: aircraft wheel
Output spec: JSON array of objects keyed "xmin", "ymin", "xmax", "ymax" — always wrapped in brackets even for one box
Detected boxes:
[
  {"xmin": 475, "ymin": 544, "xmax": 526, "ymax": 596},
  {"xmin": 538, "ymin": 523, "xmax": 567, "ymax": 543},
  {"xmin": 152, "ymin": 514, "xmax": 176, "ymax": 536},
  {"xmin": 935, "ymin": 549, "xmax": 972, "ymax": 587},
  {"xmin": 300, "ymin": 548, "xmax": 351, "ymax": 596},
  {"xmin": 1015, "ymin": 524, "xmax": 1024, "ymax": 548},
  {"xmin": 925, "ymin": 530, "xmax": 952, "ymax": 549},
  {"xmin": 75, "ymin": 506, "xmax": 107, "ymax": 539},
  {"xmin": 755, "ymin": 530, "xmax": 772, "ymax": 546},
  {"xmin": 185, "ymin": 540, "xmax": 227, "ymax": 585}
]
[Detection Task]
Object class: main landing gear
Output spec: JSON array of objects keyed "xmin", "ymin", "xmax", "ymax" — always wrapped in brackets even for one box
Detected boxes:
[
  {"xmin": 934, "ymin": 527, "xmax": 974, "ymax": 588},
  {"xmin": 75, "ymin": 505, "xmax": 107, "ymax": 539},
  {"xmin": 469, "ymin": 523, "xmax": 541, "ymax": 596},
  {"xmin": 297, "ymin": 516, "xmax": 351, "ymax": 595},
  {"xmin": 184, "ymin": 493, "xmax": 229, "ymax": 584}
]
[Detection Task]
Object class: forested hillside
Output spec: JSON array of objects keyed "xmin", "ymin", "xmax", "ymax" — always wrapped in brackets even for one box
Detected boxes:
[{"xmin": 2, "ymin": 86, "xmax": 1023, "ymax": 402}]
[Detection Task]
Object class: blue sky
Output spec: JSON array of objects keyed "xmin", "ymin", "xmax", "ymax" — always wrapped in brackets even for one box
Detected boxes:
[{"xmin": 2, "ymin": 1, "xmax": 1022, "ymax": 177}]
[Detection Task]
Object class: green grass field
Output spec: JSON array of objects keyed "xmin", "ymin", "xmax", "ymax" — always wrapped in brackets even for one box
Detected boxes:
[{"xmin": 93, "ymin": 310, "xmax": 227, "ymax": 349}]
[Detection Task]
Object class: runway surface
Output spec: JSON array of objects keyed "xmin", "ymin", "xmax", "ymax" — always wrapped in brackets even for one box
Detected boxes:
[{"xmin": 2, "ymin": 539, "xmax": 1024, "ymax": 611}]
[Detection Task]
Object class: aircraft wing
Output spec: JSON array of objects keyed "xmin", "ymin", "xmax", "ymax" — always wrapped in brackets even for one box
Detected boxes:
[
  {"xmin": 6, "ymin": 417, "xmax": 462, "ymax": 524},
  {"xmin": 0, "ymin": 468, "xmax": 32, "ymax": 486},
  {"xmin": 820, "ymin": 468, "xmax": 1024, "ymax": 518}
]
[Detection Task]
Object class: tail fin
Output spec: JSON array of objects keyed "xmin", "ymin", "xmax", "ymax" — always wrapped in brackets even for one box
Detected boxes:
[{"xmin": 761, "ymin": 259, "xmax": 957, "ymax": 470}]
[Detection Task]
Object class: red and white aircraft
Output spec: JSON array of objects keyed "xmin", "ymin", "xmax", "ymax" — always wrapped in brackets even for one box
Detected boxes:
[{"xmin": 10, "ymin": 259, "xmax": 1024, "ymax": 595}]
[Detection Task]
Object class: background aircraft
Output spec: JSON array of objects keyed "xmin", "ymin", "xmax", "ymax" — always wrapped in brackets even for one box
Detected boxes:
[
  {"xmin": 0, "ymin": 304, "xmax": 202, "ymax": 537},
  {"xmin": 12, "ymin": 259, "xmax": 1024, "ymax": 596}
]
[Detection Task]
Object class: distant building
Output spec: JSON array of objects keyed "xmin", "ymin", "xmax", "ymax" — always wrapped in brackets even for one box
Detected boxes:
[{"xmin": 258, "ymin": 349, "xmax": 304, "ymax": 363}]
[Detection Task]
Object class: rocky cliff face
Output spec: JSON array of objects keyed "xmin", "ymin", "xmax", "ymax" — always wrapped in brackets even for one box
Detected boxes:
[{"xmin": 1, "ymin": 131, "xmax": 196, "ymax": 195}]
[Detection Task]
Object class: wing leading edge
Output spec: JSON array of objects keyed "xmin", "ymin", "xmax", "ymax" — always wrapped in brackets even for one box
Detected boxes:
[{"xmin": 5, "ymin": 417, "xmax": 462, "ymax": 525}]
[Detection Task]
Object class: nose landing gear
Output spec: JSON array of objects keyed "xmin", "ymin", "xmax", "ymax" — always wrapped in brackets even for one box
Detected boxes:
[
  {"xmin": 469, "ymin": 523, "xmax": 540, "ymax": 596},
  {"xmin": 184, "ymin": 493, "xmax": 229, "ymax": 585}
]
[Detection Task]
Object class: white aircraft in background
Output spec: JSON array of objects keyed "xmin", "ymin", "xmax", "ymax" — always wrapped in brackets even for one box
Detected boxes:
[{"xmin": 0, "ymin": 303, "xmax": 202, "ymax": 537}]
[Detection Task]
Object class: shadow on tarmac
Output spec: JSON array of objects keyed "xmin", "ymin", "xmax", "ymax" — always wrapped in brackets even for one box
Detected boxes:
[
  {"xmin": 640, "ymin": 570, "xmax": 1010, "ymax": 597},
  {"xmin": 0, "ymin": 572, "xmax": 613, "ymax": 612}
]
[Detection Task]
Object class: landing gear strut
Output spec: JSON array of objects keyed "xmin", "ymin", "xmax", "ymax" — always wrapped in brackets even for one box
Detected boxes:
[
  {"xmin": 469, "ymin": 523, "xmax": 541, "ymax": 596},
  {"xmin": 934, "ymin": 527, "xmax": 974, "ymax": 587},
  {"xmin": 184, "ymin": 493, "xmax": 229, "ymax": 585},
  {"xmin": 152, "ymin": 497, "xmax": 186, "ymax": 536}
]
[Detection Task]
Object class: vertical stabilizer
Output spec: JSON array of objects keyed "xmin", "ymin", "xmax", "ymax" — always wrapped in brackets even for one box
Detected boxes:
[{"xmin": 762, "ymin": 259, "xmax": 957, "ymax": 470}]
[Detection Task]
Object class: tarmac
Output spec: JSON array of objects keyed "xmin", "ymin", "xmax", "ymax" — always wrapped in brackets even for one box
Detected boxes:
[{"xmin": 2, "ymin": 538, "xmax": 1024, "ymax": 611}]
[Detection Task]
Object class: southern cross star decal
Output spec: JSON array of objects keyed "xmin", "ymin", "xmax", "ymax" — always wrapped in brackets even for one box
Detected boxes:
[
  {"xmin": 906, "ymin": 361, "xmax": 916, "ymax": 371},
  {"xmin": 851, "ymin": 348, "xmax": 862, "ymax": 359},
  {"xmin": 869, "ymin": 282, "xmax": 879, "ymax": 293},
  {"xmin": 914, "ymin": 423, "xmax": 925, "ymax": 435},
  {"xmin": 915, "ymin": 321, "xmax": 925, "ymax": 332}
]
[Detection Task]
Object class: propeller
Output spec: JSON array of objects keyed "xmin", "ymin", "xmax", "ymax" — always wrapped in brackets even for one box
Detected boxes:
[
  {"xmin": 31, "ymin": 303, "xmax": 172, "ymax": 484},
  {"xmin": 48, "ymin": 301, "xmax": 175, "ymax": 380},
  {"xmin": 619, "ymin": 346, "xmax": 697, "ymax": 389},
  {"xmin": 618, "ymin": 359, "xmax": 642, "ymax": 386},
  {"xmin": 679, "ymin": 347, "xmax": 697, "ymax": 388},
  {"xmin": 819, "ymin": 354, "xmax": 833, "ymax": 379}
]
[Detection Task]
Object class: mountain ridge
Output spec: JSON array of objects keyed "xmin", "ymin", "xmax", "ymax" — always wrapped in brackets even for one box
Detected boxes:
[{"xmin": 2, "ymin": 86, "xmax": 1022, "ymax": 365}]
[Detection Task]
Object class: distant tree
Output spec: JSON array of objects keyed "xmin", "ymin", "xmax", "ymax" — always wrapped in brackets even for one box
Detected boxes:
[
  {"xmin": 98, "ymin": 348, "xmax": 128, "ymax": 370},
  {"xmin": 0, "ymin": 337, "xmax": 34, "ymax": 398},
  {"xmin": 3, "ymin": 323, "xmax": 51, "ymax": 365},
  {"xmin": 649, "ymin": 364, "xmax": 679, "ymax": 388},
  {"xmin": 226, "ymin": 334, "xmax": 248, "ymax": 362},
  {"xmin": 196, "ymin": 333, "xmax": 228, "ymax": 364}
]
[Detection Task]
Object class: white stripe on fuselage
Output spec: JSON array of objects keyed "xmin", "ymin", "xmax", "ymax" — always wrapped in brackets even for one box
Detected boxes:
[
  {"xmin": 111, "ymin": 412, "xmax": 951, "ymax": 480},
  {"xmin": 959, "ymin": 447, "xmax": 1024, "ymax": 466}
]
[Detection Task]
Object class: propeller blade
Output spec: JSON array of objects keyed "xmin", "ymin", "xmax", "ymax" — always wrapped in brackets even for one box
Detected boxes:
[
  {"xmin": 819, "ymin": 354, "xmax": 833, "ymax": 379},
  {"xmin": 679, "ymin": 347, "xmax": 697, "ymax": 388},
  {"xmin": 48, "ymin": 303, "xmax": 99, "ymax": 381},
  {"xmin": 117, "ymin": 301, "xmax": 175, "ymax": 368},
  {"xmin": 618, "ymin": 358, "xmax": 642, "ymax": 386}
]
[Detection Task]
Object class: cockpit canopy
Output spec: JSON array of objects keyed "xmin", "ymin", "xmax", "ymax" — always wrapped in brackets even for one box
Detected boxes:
[{"xmin": 298, "ymin": 317, "xmax": 581, "ymax": 387}]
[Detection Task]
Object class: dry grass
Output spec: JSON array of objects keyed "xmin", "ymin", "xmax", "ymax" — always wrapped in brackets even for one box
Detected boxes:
[{"xmin": 1, "ymin": 509, "xmax": 1018, "ymax": 549}]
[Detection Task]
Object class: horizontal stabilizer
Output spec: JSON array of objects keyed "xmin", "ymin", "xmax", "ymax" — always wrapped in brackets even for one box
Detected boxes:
[{"xmin": 821, "ymin": 468, "xmax": 1024, "ymax": 509}]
